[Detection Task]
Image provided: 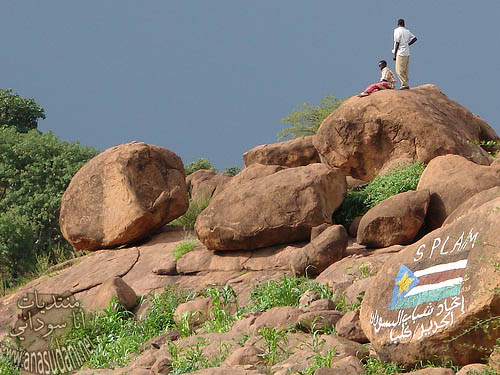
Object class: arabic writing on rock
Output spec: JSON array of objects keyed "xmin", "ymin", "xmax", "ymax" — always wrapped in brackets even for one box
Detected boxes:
[
  {"xmin": 370, "ymin": 295, "xmax": 465, "ymax": 343},
  {"xmin": 10, "ymin": 290, "xmax": 84, "ymax": 342}
]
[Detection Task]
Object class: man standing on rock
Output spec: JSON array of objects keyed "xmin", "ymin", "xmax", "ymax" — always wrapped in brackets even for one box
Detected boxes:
[
  {"xmin": 393, "ymin": 18, "xmax": 418, "ymax": 90},
  {"xmin": 358, "ymin": 60, "xmax": 396, "ymax": 97}
]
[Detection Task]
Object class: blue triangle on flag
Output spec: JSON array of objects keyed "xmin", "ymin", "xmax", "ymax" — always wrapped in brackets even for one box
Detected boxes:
[{"xmin": 388, "ymin": 264, "xmax": 420, "ymax": 309}]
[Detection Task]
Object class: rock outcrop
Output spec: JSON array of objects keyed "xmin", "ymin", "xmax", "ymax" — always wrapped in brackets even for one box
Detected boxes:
[
  {"xmin": 60, "ymin": 142, "xmax": 189, "ymax": 250},
  {"xmin": 360, "ymin": 197, "xmax": 500, "ymax": 366},
  {"xmin": 220, "ymin": 163, "xmax": 286, "ymax": 192},
  {"xmin": 289, "ymin": 224, "xmax": 348, "ymax": 276},
  {"xmin": 186, "ymin": 169, "xmax": 230, "ymax": 200},
  {"xmin": 195, "ymin": 163, "xmax": 346, "ymax": 250},
  {"xmin": 313, "ymin": 84, "xmax": 499, "ymax": 181},
  {"xmin": 243, "ymin": 136, "xmax": 320, "ymax": 168},
  {"xmin": 357, "ymin": 190, "xmax": 430, "ymax": 248},
  {"xmin": 417, "ymin": 154, "xmax": 500, "ymax": 230},
  {"xmin": 443, "ymin": 186, "xmax": 500, "ymax": 226}
]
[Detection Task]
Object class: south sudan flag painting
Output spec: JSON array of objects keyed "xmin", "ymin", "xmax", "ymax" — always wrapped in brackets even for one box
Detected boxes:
[{"xmin": 388, "ymin": 258, "xmax": 468, "ymax": 310}]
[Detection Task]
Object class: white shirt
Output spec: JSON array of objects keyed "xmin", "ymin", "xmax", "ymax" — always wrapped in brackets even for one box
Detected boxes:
[{"xmin": 393, "ymin": 26, "xmax": 416, "ymax": 56}]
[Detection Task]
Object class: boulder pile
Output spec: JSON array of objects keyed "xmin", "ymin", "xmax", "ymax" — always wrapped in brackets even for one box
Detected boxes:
[{"xmin": 3, "ymin": 85, "xmax": 500, "ymax": 374}]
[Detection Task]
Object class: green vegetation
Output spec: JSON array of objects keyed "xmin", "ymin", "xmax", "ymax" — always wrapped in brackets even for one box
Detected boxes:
[
  {"xmin": 0, "ymin": 124, "xmax": 97, "ymax": 287},
  {"xmin": 185, "ymin": 157, "xmax": 216, "ymax": 175},
  {"xmin": 249, "ymin": 275, "xmax": 333, "ymax": 312},
  {"xmin": 173, "ymin": 236, "xmax": 199, "ymax": 261},
  {"xmin": 0, "ymin": 349, "xmax": 19, "ymax": 375},
  {"xmin": 297, "ymin": 348, "xmax": 337, "ymax": 375},
  {"xmin": 362, "ymin": 357, "xmax": 406, "ymax": 374},
  {"xmin": 167, "ymin": 338, "xmax": 230, "ymax": 375},
  {"xmin": 224, "ymin": 166, "xmax": 241, "ymax": 177},
  {"xmin": 334, "ymin": 161, "xmax": 426, "ymax": 228},
  {"xmin": 169, "ymin": 196, "xmax": 211, "ymax": 227},
  {"xmin": 257, "ymin": 326, "xmax": 290, "ymax": 366},
  {"xmin": 278, "ymin": 94, "xmax": 343, "ymax": 141},
  {"xmin": 248, "ymin": 275, "xmax": 362, "ymax": 313},
  {"xmin": 0, "ymin": 89, "xmax": 45, "ymax": 132},
  {"xmin": 202, "ymin": 285, "xmax": 239, "ymax": 333},
  {"xmin": 62, "ymin": 285, "xmax": 193, "ymax": 369}
]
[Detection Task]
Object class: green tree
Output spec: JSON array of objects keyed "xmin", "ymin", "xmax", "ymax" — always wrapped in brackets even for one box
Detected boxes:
[
  {"xmin": 185, "ymin": 158, "xmax": 216, "ymax": 176},
  {"xmin": 0, "ymin": 127, "xmax": 98, "ymax": 280},
  {"xmin": 278, "ymin": 94, "xmax": 343, "ymax": 141},
  {"xmin": 0, "ymin": 89, "xmax": 46, "ymax": 132}
]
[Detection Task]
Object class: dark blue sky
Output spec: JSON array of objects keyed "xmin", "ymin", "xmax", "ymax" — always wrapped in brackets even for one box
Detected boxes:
[{"xmin": 3, "ymin": 2, "xmax": 499, "ymax": 171}]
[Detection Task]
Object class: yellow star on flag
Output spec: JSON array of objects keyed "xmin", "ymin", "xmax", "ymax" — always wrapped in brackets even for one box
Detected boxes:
[{"xmin": 396, "ymin": 272, "xmax": 414, "ymax": 297}]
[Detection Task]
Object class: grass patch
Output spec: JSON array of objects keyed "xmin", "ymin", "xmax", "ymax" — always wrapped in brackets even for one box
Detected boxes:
[
  {"xmin": 173, "ymin": 236, "xmax": 198, "ymax": 261},
  {"xmin": 362, "ymin": 357, "xmax": 406, "ymax": 374},
  {"xmin": 334, "ymin": 161, "xmax": 426, "ymax": 227},
  {"xmin": 167, "ymin": 338, "xmax": 230, "ymax": 375},
  {"xmin": 249, "ymin": 275, "xmax": 335, "ymax": 312},
  {"xmin": 257, "ymin": 326, "xmax": 290, "ymax": 366},
  {"xmin": 202, "ymin": 285, "xmax": 240, "ymax": 333},
  {"xmin": 62, "ymin": 284, "xmax": 193, "ymax": 369},
  {"xmin": 169, "ymin": 196, "xmax": 210, "ymax": 227}
]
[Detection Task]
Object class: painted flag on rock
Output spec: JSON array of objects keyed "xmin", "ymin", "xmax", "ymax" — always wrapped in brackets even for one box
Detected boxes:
[{"xmin": 389, "ymin": 258, "xmax": 468, "ymax": 310}]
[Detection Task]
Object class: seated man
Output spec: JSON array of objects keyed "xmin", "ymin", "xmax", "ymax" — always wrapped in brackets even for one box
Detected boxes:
[{"xmin": 358, "ymin": 60, "xmax": 396, "ymax": 97}]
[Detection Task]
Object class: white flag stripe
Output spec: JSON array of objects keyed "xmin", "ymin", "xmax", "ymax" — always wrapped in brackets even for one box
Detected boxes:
[
  {"xmin": 413, "ymin": 259, "xmax": 467, "ymax": 277},
  {"xmin": 405, "ymin": 277, "xmax": 463, "ymax": 297}
]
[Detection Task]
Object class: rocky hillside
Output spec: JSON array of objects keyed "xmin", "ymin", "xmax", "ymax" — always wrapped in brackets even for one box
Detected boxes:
[{"xmin": 1, "ymin": 85, "xmax": 500, "ymax": 375}]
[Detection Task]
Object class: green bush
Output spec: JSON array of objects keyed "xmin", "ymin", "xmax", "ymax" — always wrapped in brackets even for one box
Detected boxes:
[
  {"xmin": 0, "ymin": 127, "xmax": 98, "ymax": 281},
  {"xmin": 334, "ymin": 162, "xmax": 426, "ymax": 228},
  {"xmin": 169, "ymin": 196, "xmax": 211, "ymax": 227},
  {"xmin": 224, "ymin": 166, "xmax": 240, "ymax": 177},
  {"xmin": 185, "ymin": 158, "xmax": 216, "ymax": 176},
  {"xmin": 278, "ymin": 94, "xmax": 343, "ymax": 141}
]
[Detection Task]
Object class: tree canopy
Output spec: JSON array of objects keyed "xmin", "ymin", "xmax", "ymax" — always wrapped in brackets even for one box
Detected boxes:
[
  {"xmin": 0, "ymin": 89, "xmax": 46, "ymax": 132},
  {"xmin": 0, "ymin": 90, "xmax": 98, "ymax": 282},
  {"xmin": 278, "ymin": 94, "xmax": 343, "ymax": 141}
]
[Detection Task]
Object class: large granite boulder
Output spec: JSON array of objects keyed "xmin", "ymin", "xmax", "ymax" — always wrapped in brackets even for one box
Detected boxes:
[
  {"xmin": 417, "ymin": 154, "xmax": 500, "ymax": 230},
  {"xmin": 314, "ymin": 84, "xmax": 499, "ymax": 181},
  {"xmin": 195, "ymin": 163, "xmax": 347, "ymax": 250},
  {"xmin": 357, "ymin": 190, "xmax": 430, "ymax": 248},
  {"xmin": 360, "ymin": 196, "xmax": 500, "ymax": 367},
  {"xmin": 243, "ymin": 136, "xmax": 320, "ymax": 168},
  {"xmin": 60, "ymin": 142, "xmax": 189, "ymax": 250}
]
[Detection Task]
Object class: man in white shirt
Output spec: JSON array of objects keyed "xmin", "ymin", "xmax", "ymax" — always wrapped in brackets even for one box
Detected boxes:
[{"xmin": 392, "ymin": 19, "xmax": 418, "ymax": 90}]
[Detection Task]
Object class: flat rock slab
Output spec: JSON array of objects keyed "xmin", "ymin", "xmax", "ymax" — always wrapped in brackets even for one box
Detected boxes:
[{"xmin": 360, "ymin": 197, "xmax": 500, "ymax": 367}]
